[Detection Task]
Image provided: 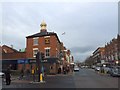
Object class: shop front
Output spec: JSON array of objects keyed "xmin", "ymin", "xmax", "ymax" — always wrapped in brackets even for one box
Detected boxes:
[{"xmin": 2, "ymin": 59, "xmax": 18, "ymax": 70}]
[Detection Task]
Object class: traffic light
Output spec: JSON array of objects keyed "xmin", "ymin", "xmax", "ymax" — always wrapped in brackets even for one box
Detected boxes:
[
  {"xmin": 36, "ymin": 52, "xmax": 40, "ymax": 63},
  {"xmin": 41, "ymin": 52, "xmax": 45, "ymax": 60}
]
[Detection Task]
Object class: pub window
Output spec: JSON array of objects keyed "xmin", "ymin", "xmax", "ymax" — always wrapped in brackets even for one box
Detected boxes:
[
  {"xmin": 45, "ymin": 48, "xmax": 50, "ymax": 58},
  {"xmin": 33, "ymin": 48, "xmax": 38, "ymax": 57},
  {"xmin": 33, "ymin": 37, "xmax": 38, "ymax": 45},
  {"xmin": 45, "ymin": 38, "xmax": 50, "ymax": 44}
]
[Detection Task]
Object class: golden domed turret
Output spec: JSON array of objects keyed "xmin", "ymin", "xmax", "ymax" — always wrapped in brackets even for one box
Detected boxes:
[
  {"xmin": 40, "ymin": 20, "xmax": 47, "ymax": 32},
  {"xmin": 40, "ymin": 20, "xmax": 47, "ymax": 27}
]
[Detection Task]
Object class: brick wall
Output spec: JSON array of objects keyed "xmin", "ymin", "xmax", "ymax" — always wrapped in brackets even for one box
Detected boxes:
[
  {"xmin": 26, "ymin": 38, "xmax": 33, "ymax": 58},
  {"xmin": 2, "ymin": 52, "xmax": 26, "ymax": 59}
]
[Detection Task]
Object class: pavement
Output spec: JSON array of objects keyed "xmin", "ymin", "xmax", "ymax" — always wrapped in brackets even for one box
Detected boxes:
[
  {"xmin": 2, "ymin": 72, "xmax": 75, "ymax": 88},
  {"xmin": 3, "ymin": 72, "xmax": 73, "ymax": 84}
]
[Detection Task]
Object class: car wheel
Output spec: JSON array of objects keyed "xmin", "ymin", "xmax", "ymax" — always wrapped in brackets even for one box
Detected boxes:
[{"xmin": 111, "ymin": 73, "xmax": 115, "ymax": 77}]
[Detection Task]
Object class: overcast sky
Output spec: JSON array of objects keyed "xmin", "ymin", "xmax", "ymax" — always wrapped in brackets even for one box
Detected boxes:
[{"xmin": 1, "ymin": 1, "xmax": 118, "ymax": 62}]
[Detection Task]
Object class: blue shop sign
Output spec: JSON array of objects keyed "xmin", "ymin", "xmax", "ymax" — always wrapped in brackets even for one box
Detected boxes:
[{"xmin": 17, "ymin": 59, "xmax": 29, "ymax": 64}]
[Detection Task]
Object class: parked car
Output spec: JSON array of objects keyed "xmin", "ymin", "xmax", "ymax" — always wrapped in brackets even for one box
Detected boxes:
[
  {"xmin": 103, "ymin": 67, "xmax": 110, "ymax": 74},
  {"xmin": 95, "ymin": 66, "xmax": 101, "ymax": 71},
  {"xmin": 74, "ymin": 66, "xmax": 79, "ymax": 71},
  {"xmin": 0, "ymin": 72, "xmax": 5, "ymax": 78},
  {"xmin": 91, "ymin": 65, "xmax": 96, "ymax": 69},
  {"xmin": 80, "ymin": 66, "xmax": 85, "ymax": 68},
  {"xmin": 109, "ymin": 66, "xmax": 120, "ymax": 77}
]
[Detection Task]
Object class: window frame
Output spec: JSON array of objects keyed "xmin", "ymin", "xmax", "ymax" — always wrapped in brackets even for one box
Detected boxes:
[
  {"xmin": 33, "ymin": 48, "xmax": 39, "ymax": 57},
  {"xmin": 45, "ymin": 38, "xmax": 50, "ymax": 44},
  {"xmin": 45, "ymin": 47, "xmax": 50, "ymax": 58},
  {"xmin": 44, "ymin": 36, "xmax": 50, "ymax": 44},
  {"xmin": 33, "ymin": 37, "xmax": 39, "ymax": 46}
]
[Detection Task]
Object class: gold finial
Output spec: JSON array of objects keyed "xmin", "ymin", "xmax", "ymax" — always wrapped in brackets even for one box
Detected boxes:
[
  {"xmin": 40, "ymin": 20, "xmax": 47, "ymax": 26},
  {"xmin": 40, "ymin": 20, "xmax": 47, "ymax": 31}
]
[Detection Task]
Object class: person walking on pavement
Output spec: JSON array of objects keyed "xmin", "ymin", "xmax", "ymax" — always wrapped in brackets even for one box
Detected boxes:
[
  {"xmin": 58, "ymin": 67, "xmax": 61, "ymax": 74},
  {"xmin": 19, "ymin": 69, "xmax": 24, "ymax": 80},
  {"xmin": 5, "ymin": 67, "xmax": 11, "ymax": 85},
  {"xmin": 26, "ymin": 69, "xmax": 30, "ymax": 80},
  {"xmin": 66, "ymin": 66, "xmax": 69, "ymax": 74},
  {"xmin": 63, "ymin": 66, "xmax": 66, "ymax": 74}
]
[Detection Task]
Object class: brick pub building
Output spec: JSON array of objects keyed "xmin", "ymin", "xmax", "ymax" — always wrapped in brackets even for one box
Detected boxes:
[{"xmin": 25, "ymin": 21, "xmax": 62, "ymax": 74}]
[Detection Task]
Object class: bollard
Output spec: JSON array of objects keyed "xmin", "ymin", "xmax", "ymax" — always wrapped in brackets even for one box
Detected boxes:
[
  {"xmin": 32, "ymin": 69, "xmax": 35, "ymax": 82},
  {"xmin": 40, "ymin": 73, "xmax": 43, "ymax": 82},
  {"xmin": 104, "ymin": 70, "xmax": 107, "ymax": 74}
]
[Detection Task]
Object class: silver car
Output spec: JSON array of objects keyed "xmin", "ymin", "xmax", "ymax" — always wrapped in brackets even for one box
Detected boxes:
[
  {"xmin": 103, "ymin": 67, "xmax": 110, "ymax": 74},
  {"xmin": 74, "ymin": 66, "xmax": 79, "ymax": 71},
  {"xmin": 109, "ymin": 66, "xmax": 120, "ymax": 77}
]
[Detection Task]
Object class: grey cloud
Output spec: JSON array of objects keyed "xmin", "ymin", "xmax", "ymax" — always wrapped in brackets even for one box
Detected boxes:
[
  {"xmin": 72, "ymin": 51, "xmax": 92, "ymax": 62},
  {"xmin": 1, "ymin": 2, "xmax": 118, "ymax": 62},
  {"xmin": 70, "ymin": 46, "xmax": 95, "ymax": 54}
]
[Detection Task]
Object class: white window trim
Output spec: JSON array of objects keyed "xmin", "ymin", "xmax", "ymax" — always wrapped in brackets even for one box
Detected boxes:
[
  {"xmin": 33, "ymin": 48, "xmax": 39, "ymax": 57},
  {"xmin": 33, "ymin": 48, "xmax": 38, "ymax": 50},
  {"xmin": 45, "ymin": 47, "xmax": 50, "ymax": 58},
  {"xmin": 33, "ymin": 37, "xmax": 39, "ymax": 39},
  {"xmin": 44, "ymin": 36, "xmax": 50, "ymax": 38},
  {"xmin": 44, "ymin": 47, "xmax": 51, "ymax": 49}
]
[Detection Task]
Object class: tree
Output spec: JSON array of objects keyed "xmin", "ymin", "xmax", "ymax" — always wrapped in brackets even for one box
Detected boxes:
[{"xmin": 84, "ymin": 56, "xmax": 94, "ymax": 66}]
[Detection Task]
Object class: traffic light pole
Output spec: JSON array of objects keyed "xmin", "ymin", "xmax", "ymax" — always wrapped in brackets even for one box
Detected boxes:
[
  {"xmin": 40, "ymin": 52, "xmax": 45, "ymax": 82},
  {"xmin": 36, "ymin": 52, "xmax": 41, "ymax": 82},
  {"xmin": 36, "ymin": 51, "xmax": 45, "ymax": 83}
]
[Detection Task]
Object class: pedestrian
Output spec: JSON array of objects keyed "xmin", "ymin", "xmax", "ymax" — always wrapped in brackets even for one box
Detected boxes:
[
  {"xmin": 66, "ymin": 67, "xmax": 69, "ymax": 74},
  {"xmin": 41, "ymin": 66, "xmax": 45, "ymax": 81},
  {"xmin": 5, "ymin": 67, "xmax": 11, "ymax": 85},
  {"xmin": 63, "ymin": 67, "xmax": 66, "ymax": 74},
  {"xmin": 101, "ymin": 66, "xmax": 104, "ymax": 73},
  {"xmin": 19, "ymin": 69, "xmax": 24, "ymax": 80},
  {"xmin": 58, "ymin": 68, "xmax": 59, "ymax": 74},
  {"xmin": 32, "ymin": 69, "xmax": 35, "ymax": 82},
  {"xmin": 58, "ymin": 68, "xmax": 61, "ymax": 74},
  {"xmin": 26, "ymin": 69, "xmax": 30, "ymax": 80},
  {"xmin": 44, "ymin": 67, "xmax": 47, "ymax": 77}
]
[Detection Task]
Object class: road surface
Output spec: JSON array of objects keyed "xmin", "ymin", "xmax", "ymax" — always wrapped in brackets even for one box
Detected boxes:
[{"xmin": 2, "ymin": 68, "xmax": 119, "ymax": 89}]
